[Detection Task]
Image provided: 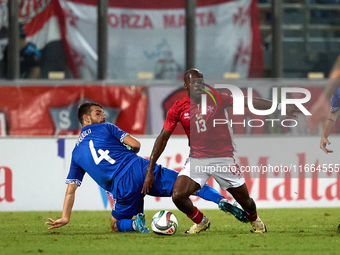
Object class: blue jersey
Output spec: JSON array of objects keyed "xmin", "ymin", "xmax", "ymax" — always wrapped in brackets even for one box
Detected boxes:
[
  {"xmin": 330, "ymin": 87, "xmax": 340, "ymax": 112},
  {"xmin": 66, "ymin": 123, "xmax": 139, "ymax": 193}
]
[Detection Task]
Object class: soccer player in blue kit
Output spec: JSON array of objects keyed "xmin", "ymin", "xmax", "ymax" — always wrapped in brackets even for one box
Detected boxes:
[
  {"xmin": 320, "ymin": 86, "xmax": 340, "ymax": 154},
  {"xmin": 46, "ymin": 102, "xmax": 249, "ymax": 233},
  {"xmin": 308, "ymin": 56, "xmax": 340, "ymax": 232}
]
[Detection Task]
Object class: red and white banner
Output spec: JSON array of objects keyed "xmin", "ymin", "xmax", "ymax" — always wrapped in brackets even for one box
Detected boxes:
[
  {"xmin": 0, "ymin": 0, "xmax": 72, "ymax": 78},
  {"xmin": 19, "ymin": 0, "xmax": 61, "ymax": 48},
  {"xmin": 57, "ymin": 0, "xmax": 263, "ymax": 79},
  {"xmin": 1, "ymin": 0, "xmax": 263, "ymax": 79},
  {"xmin": 0, "ymin": 85, "xmax": 148, "ymax": 135},
  {"xmin": 0, "ymin": 136, "xmax": 339, "ymax": 211}
]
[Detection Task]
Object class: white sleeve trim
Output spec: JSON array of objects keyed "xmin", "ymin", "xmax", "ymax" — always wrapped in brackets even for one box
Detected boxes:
[
  {"xmin": 120, "ymin": 133, "xmax": 129, "ymax": 143},
  {"xmin": 331, "ymin": 106, "xmax": 340, "ymax": 113},
  {"xmin": 66, "ymin": 179, "xmax": 82, "ymax": 187}
]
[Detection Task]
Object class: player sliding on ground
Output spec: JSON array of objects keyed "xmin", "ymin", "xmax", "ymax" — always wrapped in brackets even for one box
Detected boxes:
[
  {"xmin": 46, "ymin": 102, "xmax": 248, "ymax": 233},
  {"xmin": 142, "ymin": 69, "xmax": 301, "ymax": 233}
]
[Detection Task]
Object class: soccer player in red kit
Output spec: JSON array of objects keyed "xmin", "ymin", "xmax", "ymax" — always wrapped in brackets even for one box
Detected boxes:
[{"xmin": 142, "ymin": 69, "xmax": 300, "ymax": 233}]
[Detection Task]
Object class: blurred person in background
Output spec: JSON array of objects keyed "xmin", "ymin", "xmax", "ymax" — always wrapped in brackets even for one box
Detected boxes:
[
  {"xmin": 2, "ymin": 24, "xmax": 41, "ymax": 79},
  {"xmin": 154, "ymin": 45, "xmax": 182, "ymax": 80}
]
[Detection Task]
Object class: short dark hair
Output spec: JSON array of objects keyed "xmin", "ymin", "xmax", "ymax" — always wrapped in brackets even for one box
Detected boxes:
[{"xmin": 78, "ymin": 102, "xmax": 102, "ymax": 125}]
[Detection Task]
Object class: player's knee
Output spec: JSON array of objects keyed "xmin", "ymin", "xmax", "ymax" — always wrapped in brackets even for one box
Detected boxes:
[{"xmin": 172, "ymin": 190, "xmax": 188, "ymax": 205}]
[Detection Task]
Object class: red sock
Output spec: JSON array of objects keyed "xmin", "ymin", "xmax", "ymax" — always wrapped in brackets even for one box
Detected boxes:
[
  {"xmin": 187, "ymin": 206, "xmax": 204, "ymax": 224},
  {"xmin": 247, "ymin": 211, "xmax": 258, "ymax": 221}
]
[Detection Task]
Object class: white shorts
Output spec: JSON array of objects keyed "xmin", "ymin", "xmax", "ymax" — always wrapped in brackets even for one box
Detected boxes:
[{"xmin": 178, "ymin": 157, "xmax": 245, "ymax": 190}]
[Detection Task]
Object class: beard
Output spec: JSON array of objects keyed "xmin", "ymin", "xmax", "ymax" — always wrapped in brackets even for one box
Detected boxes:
[{"xmin": 90, "ymin": 117, "xmax": 105, "ymax": 124}]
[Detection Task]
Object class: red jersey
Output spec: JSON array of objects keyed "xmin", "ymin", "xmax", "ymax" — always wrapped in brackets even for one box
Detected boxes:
[{"xmin": 163, "ymin": 93, "xmax": 236, "ymax": 158}]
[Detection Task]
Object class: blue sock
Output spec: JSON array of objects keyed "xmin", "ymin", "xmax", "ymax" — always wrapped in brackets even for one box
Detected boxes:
[
  {"xmin": 116, "ymin": 219, "xmax": 134, "ymax": 232},
  {"xmin": 196, "ymin": 184, "xmax": 224, "ymax": 204}
]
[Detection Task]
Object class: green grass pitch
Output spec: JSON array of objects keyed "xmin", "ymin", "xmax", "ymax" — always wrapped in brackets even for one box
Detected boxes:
[{"xmin": 0, "ymin": 208, "xmax": 339, "ymax": 255}]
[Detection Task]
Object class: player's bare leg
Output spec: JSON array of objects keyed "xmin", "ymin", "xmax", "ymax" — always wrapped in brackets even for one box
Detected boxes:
[
  {"xmin": 172, "ymin": 176, "xmax": 210, "ymax": 234},
  {"xmin": 227, "ymin": 184, "xmax": 267, "ymax": 233},
  {"xmin": 227, "ymin": 184, "xmax": 256, "ymax": 214},
  {"xmin": 111, "ymin": 216, "xmax": 119, "ymax": 232},
  {"xmin": 172, "ymin": 176, "xmax": 199, "ymax": 214}
]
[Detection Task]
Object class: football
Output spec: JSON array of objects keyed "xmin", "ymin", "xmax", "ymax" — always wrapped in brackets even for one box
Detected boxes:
[{"xmin": 151, "ymin": 210, "xmax": 178, "ymax": 235}]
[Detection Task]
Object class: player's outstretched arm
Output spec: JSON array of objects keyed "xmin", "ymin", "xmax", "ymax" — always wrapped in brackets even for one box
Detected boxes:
[
  {"xmin": 320, "ymin": 110, "xmax": 338, "ymax": 154},
  {"xmin": 308, "ymin": 92, "xmax": 330, "ymax": 133},
  {"xmin": 308, "ymin": 79, "xmax": 340, "ymax": 132},
  {"xmin": 46, "ymin": 183, "xmax": 78, "ymax": 229},
  {"xmin": 123, "ymin": 135, "xmax": 141, "ymax": 153},
  {"xmin": 285, "ymin": 104, "xmax": 302, "ymax": 118},
  {"xmin": 244, "ymin": 97, "xmax": 301, "ymax": 118},
  {"xmin": 142, "ymin": 129, "xmax": 172, "ymax": 194},
  {"xmin": 308, "ymin": 57, "xmax": 340, "ymax": 132}
]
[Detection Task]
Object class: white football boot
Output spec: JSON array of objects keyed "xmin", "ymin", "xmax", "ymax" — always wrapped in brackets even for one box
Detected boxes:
[
  {"xmin": 250, "ymin": 216, "xmax": 267, "ymax": 233},
  {"xmin": 184, "ymin": 216, "xmax": 210, "ymax": 234}
]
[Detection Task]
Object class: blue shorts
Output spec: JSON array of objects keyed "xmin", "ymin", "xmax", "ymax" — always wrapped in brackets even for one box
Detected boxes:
[{"xmin": 111, "ymin": 157, "xmax": 178, "ymax": 220}]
